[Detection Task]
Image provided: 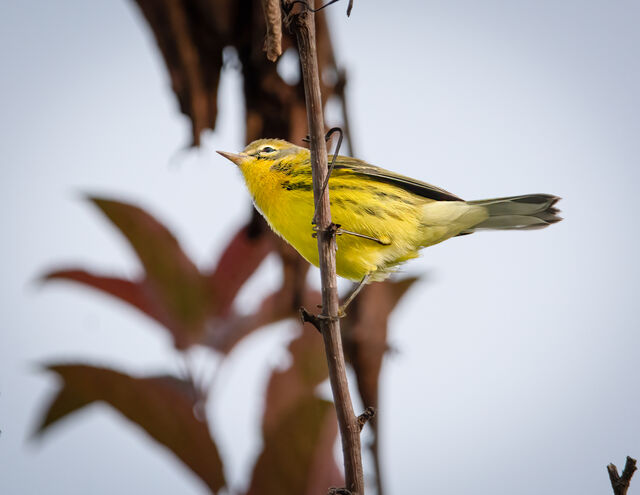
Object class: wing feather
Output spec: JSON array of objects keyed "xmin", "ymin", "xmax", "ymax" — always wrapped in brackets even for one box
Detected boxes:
[{"xmin": 331, "ymin": 156, "xmax": 463, "ymax": 202}]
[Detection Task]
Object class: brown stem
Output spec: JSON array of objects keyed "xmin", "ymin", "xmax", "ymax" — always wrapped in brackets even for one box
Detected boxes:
[
  {"xmin": 608, "ymin": 456, "xmax": 637, "ymax": 495},
  {"xmin": 286, "ymin": 2, "xmax": 365, "ymax": 493}
]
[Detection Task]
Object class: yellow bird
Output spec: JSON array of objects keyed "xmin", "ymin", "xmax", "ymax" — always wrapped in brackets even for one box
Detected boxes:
[{"xmin": 218, "ymin": 139, "xmax": 561, "ymax": 291}]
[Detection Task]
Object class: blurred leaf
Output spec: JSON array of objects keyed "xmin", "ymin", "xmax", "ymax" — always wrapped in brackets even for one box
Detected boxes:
[
  {"xmin": 203, "ymin": 286, "xmax": 321, "ymax": 353},
  {"xmin": 42, "ymin": 197, "xmax": 276, "ymax": 350},
  {"xmin": 344, "ymin": 277, "xmax": 418, "ymax": 409},
  {"xmin": 90, "ymin": 197, "xmax": 212, "ymax": 339},
  {"xmin": 204, "ymin": 240, "xmax": 315, "ymax": 352},
  {"xmin": 209, "ymin": 223, "xmax": 273, "ymax": 316},
  {"xmin": 248, "ymin": 397, "xmax": 340, "ymax": 495},
  {"xmin": 247, "ymin": 329, "xmax": 343, "ymax": 494},
  {"xmin": 37, "ymin": 363, "xmax": 226, "ymax": 494},
  {"xmin": 342, "ymin": 276, "xmax": 418, "ymax": 495},
  {"xmin": 132, "ymin": 0, "xmax": 226, "ymax": 146},
  {"xmin": 42, "ymin": 269, "xmax": 149, "ymax": 315},
  {"xmin": 43, "ymin": 267, "xmax": 199, "ymax": 348}
]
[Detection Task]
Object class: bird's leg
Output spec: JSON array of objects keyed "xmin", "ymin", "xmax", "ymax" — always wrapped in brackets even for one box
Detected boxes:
[
  {"xmin": 339, "ymin": 273, "xmax": 371, "ymax": 316},
  {"xmin": 312, "ymin": 224, "xmax": 391, "ymax": 246},
  {"xmin": 336, "ymin": 227, "xmax": 391, "ymax": 246}
]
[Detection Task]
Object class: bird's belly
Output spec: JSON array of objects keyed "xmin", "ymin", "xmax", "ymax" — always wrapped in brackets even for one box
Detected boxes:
[
  {"xmin": 256, "ymin": 186, "xmax": 427, "ymax": 281},
  {"xmin": 265, "ymin": 207, "xmax": 386, "ymax": 281}
]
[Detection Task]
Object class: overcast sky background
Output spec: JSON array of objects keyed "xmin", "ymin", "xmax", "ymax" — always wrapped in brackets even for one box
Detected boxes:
[{"xmin": 1, "ymin": 1, "xmax": 639, "ymax": 494}]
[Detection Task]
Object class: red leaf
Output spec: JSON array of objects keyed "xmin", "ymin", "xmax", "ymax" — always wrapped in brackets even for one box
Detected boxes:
[
  {"xmin": 42, "ymin": 269, "xmax": 157, "ymax": 319},
  {"xmin": 42, "ymin": 198, "xmax": 277, "ymax": 349},
  {"xmin": 247, "ymin": 329, "xmax": 343, "ymax": 494},
  {"xmin": 36, "ymin": 364, "xmax": 226, "ymax": 493},
  {"xmin": 344, "ymin": 277, "xmax": 418, "ymax": 408},
  {"xmin": 90, "ymin": 197, "xmax": 213, "ymax": 338},
  {"xmin": 209, "ymin": 223, "xmax": 273, "ymax": 316},
  {"xmin": 203, "ymin": 287, "xmax": 321, "ymax": 354},
  {"xmin": 342, "ymin": 276, "xmax": 418, "ymax": 495}
]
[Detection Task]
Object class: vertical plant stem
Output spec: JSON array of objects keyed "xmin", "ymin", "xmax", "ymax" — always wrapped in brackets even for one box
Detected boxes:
[{"xmin": 287, "ymin": 2, "xmax": 365, "ymax": 493}]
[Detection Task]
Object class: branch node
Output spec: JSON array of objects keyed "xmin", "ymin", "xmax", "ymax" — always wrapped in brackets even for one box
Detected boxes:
[
  {"xmin": 315, "ymin": 222, "xmax": 339, "ymax": 242},
  {"xmin": 299, "ymin": 307, "xmax": 322, "ymax": 332},
  {"xmin": 312, "ymin": 222, "xmax": 341, "ymax": 241},
  {"xmin": 357, "ymin": 406, "xmax": 376, "ymax": 431},
  {"xmin": 318, "ymin": 312, "xmax": 342, "ymax": 322}
]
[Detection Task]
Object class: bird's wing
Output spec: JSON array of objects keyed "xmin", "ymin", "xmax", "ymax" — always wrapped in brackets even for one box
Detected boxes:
[{"xmin": 331, "ymin": 156, "xmax": 464, "ymax": 202}]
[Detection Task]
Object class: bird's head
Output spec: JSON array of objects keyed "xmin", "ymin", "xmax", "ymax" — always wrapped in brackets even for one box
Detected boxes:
[{"xmin": 217, "ymin": 139, "xmax": 306, "ymax": 170}]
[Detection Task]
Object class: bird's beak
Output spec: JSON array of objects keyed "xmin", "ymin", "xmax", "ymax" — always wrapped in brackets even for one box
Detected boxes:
[{"xmin": 216, "ymin": 150, "xmax": 246, "ymax": 166}]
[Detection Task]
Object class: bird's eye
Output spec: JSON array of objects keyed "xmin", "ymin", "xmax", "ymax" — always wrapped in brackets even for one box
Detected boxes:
[{"xmin": 260, "ymin": 146, "xmax": 276, "ymax": 153}]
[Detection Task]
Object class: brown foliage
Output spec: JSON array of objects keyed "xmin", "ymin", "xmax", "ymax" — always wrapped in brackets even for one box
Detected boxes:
[
  {"xmin": 248, "ymin": 330, "xmax": 343, "ymax": 494},
  {"xmin": 130, "ymin": 0, "xmax": 339, "ymax": 146},
  {"xmin": 37, "ymin": 364, "xmax": 225, "ymax": 493},
  {"xmin": 44, "ymin": 197, "xmax": 273, "ymax": 350}
]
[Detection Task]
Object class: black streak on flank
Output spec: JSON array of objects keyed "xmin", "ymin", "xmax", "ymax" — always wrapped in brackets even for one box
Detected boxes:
[
  {"xmin": 386, "ymin": 210, "xmax": 403, "ymax": 220},
  {"xmin": 281, "ymin": 180, "xmax": 313, "ymax": 192},
  {"xmin": 361, "ymin": 206, "xmax": 384, "ymax": 218}
]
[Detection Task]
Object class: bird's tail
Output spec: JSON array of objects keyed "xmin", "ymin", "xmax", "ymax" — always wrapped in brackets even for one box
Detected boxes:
[{"xmin": 465, "ymin": 194, "xmax": 562, "ymax": 231}]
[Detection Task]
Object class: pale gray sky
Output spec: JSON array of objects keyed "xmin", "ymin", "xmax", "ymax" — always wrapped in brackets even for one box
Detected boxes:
[{"xmin": 1, "ymin": 1, "xmax": 639, "ymax": 494}]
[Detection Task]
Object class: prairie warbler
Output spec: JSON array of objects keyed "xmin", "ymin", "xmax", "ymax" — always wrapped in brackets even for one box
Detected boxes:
[{"xmin": 218, "ymin": 139, "xmax": 561, "ymax": 286}]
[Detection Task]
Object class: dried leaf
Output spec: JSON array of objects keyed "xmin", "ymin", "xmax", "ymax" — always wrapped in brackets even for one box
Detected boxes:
[
  {"xmin": 132, "ymin": 0, "xmax": 225, "ymax": 145},
  {"xmin": 37, "ymin": 364, "xmax": 226, "ymax": 493},
  {"xmin": 247, "ymin": 329, "xmax": 343, "ymax": 494},
  {"xmin": 261, "ymin": 0, "xmax": 283, "ymax": 61}
]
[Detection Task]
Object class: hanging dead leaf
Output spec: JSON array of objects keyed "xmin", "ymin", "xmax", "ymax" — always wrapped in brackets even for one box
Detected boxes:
[{"xmin": 132, "ymin": 0, "xmax": 227, "ymax": 145}]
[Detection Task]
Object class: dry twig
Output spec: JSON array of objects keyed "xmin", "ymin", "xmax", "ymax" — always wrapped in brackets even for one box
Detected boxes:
[
  {"xmin": 285, "ymin": 0, "xmax": 365, "ymax": 493},
  {"xmin": 608, "ymin": 456, "xmax": 637, "ymax": 495}
]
